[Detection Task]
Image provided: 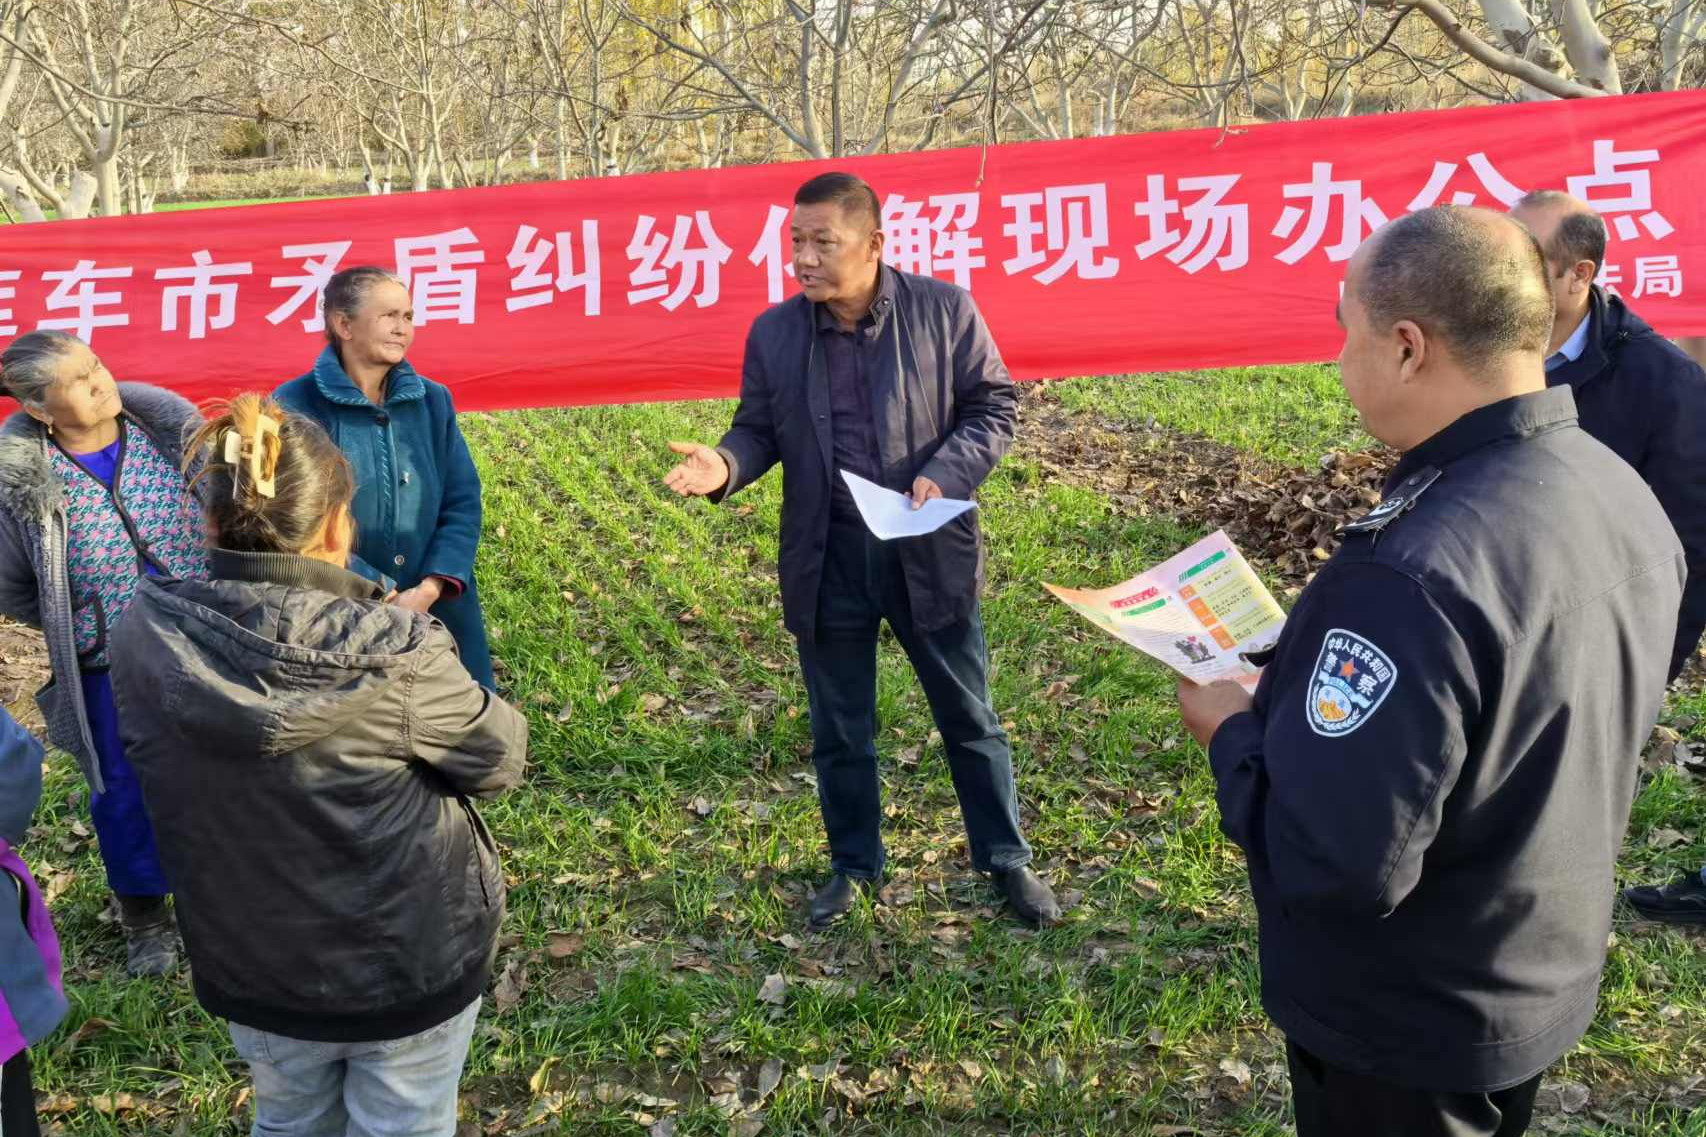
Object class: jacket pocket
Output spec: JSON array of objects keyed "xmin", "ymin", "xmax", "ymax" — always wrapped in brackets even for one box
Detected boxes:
[
  {"xmin": 70, "ymin": 593, "xmax": 107, "ymax": 664},
  {"xmin": 33, "ymin": 677, "xmax": 80, "ymax": 757}
]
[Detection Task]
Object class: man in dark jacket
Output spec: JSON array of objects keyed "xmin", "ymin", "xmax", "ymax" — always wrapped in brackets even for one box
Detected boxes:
[
  {"xmin": 1178, "ymin": 206, "xmax": 1683, "ymax": 1135},
  {"xmin": 1508, "ymin": 191, "xmax": 1706, "ymax": 924},
  {"xmin": 663, "ymin": 172, "xmax": 1058, "ymax": 928}
]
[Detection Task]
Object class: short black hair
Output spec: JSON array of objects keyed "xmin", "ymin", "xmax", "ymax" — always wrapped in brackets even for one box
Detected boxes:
[
  {"xmin": 794, "ymin": 172, "xmax": 881, "ymax": 231},
  {"xmin": 1515, "ymin": 189, "xmax": 1607, "ymax": 277},
  {"xmin": 1358, "ymin": 206, "xmax": 1554, "ymax": 374}
]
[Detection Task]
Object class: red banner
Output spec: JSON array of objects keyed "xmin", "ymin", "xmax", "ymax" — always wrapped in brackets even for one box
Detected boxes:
[{"xmin": 4, "ymin": 92, "xmax": 1703, "ymax": 412}]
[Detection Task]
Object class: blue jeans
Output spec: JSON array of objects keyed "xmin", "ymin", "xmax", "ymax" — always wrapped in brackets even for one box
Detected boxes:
[
  {"xmin": 796, "ymin": 522, "xmax": 1031, "ymax": 880},
  {"xmin": 227, "ymin": 998, "xmax": 481, "ymax": 1137}
]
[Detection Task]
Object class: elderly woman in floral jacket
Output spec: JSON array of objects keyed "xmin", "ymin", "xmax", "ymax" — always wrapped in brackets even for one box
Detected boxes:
[{"xmin": 0, "ymin": 330, "xmax": 207, "ymax": 977}]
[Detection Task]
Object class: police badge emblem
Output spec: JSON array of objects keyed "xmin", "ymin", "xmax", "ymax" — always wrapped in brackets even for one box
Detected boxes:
[{"xmin": 1307, "ymin": 628, "xmax": 1398, "ymax": 737}]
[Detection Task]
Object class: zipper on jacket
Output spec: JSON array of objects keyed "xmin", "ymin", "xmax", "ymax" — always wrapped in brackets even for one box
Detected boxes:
[{"xmin": 459, "ymin": 797, "xmax": 493, "ymax": 908}]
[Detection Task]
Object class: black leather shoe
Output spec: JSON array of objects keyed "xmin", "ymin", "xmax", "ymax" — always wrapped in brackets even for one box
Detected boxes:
[
  {"xmin": 809, "ymin": 874, "xmax": 859, "ymax": 927},
  {"xmin": 994, "ymin": 866, "xmax": 1062, "ymax": 926},
  {"xmin": 1624, "ymin": 871, "xmax": 1706, "ymax": 925}
]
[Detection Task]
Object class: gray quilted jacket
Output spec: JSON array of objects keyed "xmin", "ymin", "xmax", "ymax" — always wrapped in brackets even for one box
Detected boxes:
[{"xmin": 0, "ymin": 385, "xmax": 201, "ymax": 792}]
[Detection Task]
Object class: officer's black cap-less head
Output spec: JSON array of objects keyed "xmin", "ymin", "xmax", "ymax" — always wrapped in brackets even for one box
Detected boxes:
[
  {"xmin": 1337, "ymin": 207, "xmax": 1554, "ymax": 450},
  {"xmin": 1350, "ymin": 205, "xmax": 1555, "ymax": 375}
]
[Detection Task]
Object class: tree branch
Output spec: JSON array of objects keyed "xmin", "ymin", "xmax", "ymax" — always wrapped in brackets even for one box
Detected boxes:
[{"xmin": 1366, "ymin": 0, "xmax": 1608, "ymax": 98}]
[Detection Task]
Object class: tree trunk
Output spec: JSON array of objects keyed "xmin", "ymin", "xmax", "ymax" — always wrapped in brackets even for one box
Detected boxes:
[
  {"xmin": 92, "ymin": 157, "xmax": 121, "ymax": 217},
  {"xmin": 64, "ymin": 171, "xmax": 97, "ymax": 220},
  {"xmin": 0, "ymin": 172, "xmax": 45, "ymax": 223},
  {"xmin": 1661, "ymin": 0, "xmax": 1704, "ymax": 90},
  {"xmin": 1552, "ymin": 0, "xmax": 1621, "ymax": 93},
  {"xmin": 1477, "ymin": 0, "xmax": 1569, "ymax": 99}
]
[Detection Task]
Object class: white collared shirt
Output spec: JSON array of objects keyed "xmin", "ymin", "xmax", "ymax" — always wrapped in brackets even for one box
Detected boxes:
[{"xmin": 1545, "ymin": 312, "xmax": 1591, "ymax": 372}]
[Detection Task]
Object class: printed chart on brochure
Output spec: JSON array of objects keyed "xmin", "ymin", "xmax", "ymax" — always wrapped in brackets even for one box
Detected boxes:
[{"xmin": 1046, "ymin": 530, "xmax": 1285, "ymax": 689}]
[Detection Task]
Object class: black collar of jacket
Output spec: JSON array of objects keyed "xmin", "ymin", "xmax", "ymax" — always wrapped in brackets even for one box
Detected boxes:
[
  {"xmin": 1546, "ymin": 285, "xmax": 1633, "ymax": 391},
  {"xmin": 1386, "ymin": 386, "xmax": 1579, "ymax": 493},
  {"xmin": 209, "ymin": 548, "xmax": 385, "ymax": 601},
  {"xmin": 811, "ymin": 262, "xmax": 898, "ymax": 337}
]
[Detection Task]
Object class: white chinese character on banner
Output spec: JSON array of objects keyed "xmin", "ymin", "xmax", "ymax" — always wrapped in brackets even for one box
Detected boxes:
[
  {"xmin": 1596, "ymin": 262, "xmax": 1622, "ymax": 294},
  {"xmin": 1566, "ymin": 140, "xmax": 1674, "ymax": 241},
  {"xmin": 1633, "ymin": 255, "xmax": 1682, "ymax": 298},
  {"xmin": 1001, "ymin": 185, "xmax": 1119, "ymax": 284},
  {"xmin": 38, "ymin": 261, "xmax": 133, "ymax": 343},
  {"xmin": 747, "ymin": 204, "xmax": 796, "ymax": 303},
  {"xmin": 1132, "ymin": 174, "xmax": 1249, "ymax": 273},
  {"xmin": 266, "ymin": 241, "xmax": 353, "ymax": 332},
  {"xmin": 395, "ymin": 228, "xmax": 486, "ymax": 324},
  {"xmin": 884, "ymin": 193, "xmax": 985, "ymax": 288},
  {"xmin": 1272, "ymin": 163, "xmax": 1389, "ymax": 265},
  {"xmin": 156, "ymin": 251, "xmax": 254, "ymax": 339},
  {"xmin": 507, "ymin": 222, "xmax": 601, "ymax": 315},
  {"xmin": 0, "ymin": 270, "xmax": 20, "ymax": 336},
  {"xmin": 627, "ymin": 212, "xmax": 733, "ymax": 310},
  {"xmin": 1405, "ymin": 154, "xmax": 1525, "ymax": 210}
]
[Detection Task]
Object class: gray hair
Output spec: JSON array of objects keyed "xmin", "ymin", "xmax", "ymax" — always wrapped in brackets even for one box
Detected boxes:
[
  {"xmin": 321, "ymin": 266, "xmax": 407, "ymax": 345},
  {"xmin": 0, "ymin": 330, "xmax": 81, "ymax": 410},
  {"xmin": 1358, "ymin": 206, "xmax": 1555, "ymax": 375}
]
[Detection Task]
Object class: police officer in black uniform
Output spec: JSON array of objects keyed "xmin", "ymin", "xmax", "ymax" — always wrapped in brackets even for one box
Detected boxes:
[{"xmin": 1177, "ymin": 206, "xmax": 1684, "ymax": 1136}]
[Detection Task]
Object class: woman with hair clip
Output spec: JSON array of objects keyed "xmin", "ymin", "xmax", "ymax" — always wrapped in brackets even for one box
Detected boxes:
[
  {"xmin": 275, "ymin": 265, "xmax": 494, "ymax": 688},
  {"xmin": 0, "ymin": 329, "xmax": 208, "ymax": 977},
  {"xmin": 109, "ymin": 394, "xmax": 527, "ymax": 1137}
]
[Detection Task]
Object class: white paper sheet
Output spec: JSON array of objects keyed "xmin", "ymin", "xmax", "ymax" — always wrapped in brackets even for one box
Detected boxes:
[{"xmin": 840, "ymin": 470, "xmax": 977, "ymax": 540}]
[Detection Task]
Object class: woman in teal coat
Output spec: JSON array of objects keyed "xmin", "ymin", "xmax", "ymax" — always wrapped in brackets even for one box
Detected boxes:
[{"xmin": 274, "ymin": 266, "xmax": 494, "ymax": 687}]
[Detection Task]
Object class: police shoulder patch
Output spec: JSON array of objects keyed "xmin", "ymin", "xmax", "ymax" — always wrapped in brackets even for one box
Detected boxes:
[{"xmin": 1306, "ymin": 628, "xmax": 1399, "ymax": 738}]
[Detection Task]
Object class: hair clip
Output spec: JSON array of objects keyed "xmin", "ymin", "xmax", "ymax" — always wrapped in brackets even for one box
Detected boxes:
[{"xmin": 223, "ymin": 413, "xmax": 282, "ymax": 499}]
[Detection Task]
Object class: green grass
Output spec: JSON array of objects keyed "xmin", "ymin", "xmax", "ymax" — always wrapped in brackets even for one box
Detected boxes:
[
  {"xmin": 1047, "ymin": 366, "xmax": 1375, "ymax": 467},
  {"xmin": 150, "ymin": 197, "xmax": 325, "ymax": 211},
  {"xmin": 11, "ymin": 378, "xmax": 1706, "ymax": 1134},
  {"xmin": 3, "ymin": 195, "xmax": 354, "ymax": 224}
]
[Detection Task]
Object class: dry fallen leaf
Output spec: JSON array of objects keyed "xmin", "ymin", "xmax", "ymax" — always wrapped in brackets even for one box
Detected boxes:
[
  {"xmin": 493, "ymin": 957, "xmax": 529, "ymax": 1013},
  {"xmin": 1218, "ymin": 1056, "xmax": 1253, "ymax": 1087},
  {"xmin": 546, "ymin": 932, "xmax": 585, "ymax": 959},
  {"xmin": 757, "ymin": 1056, "xmax": 785, "ymax": 1099},
  {"xmin": 90, "ymin": 1092, "xmax": 141, "ymax": 1114},
  {"xmin": 758, "ymin": 973, "xmax": 788, "ymax": 1005},
  {"xmin": 1648, "ymin": 827, "xmax": 1688, "ymax": 849},
  {"xmin": 55, "ymin": 1016, "xmax": 115, "ymax": 1056}
]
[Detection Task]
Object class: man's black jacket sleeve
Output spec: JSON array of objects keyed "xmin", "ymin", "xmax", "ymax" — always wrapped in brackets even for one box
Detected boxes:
[{"xmin": 1208, "ymin": 561, "xmax": 1481, "ymax": 918}]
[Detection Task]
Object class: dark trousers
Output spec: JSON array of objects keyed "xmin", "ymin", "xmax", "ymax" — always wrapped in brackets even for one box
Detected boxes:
[
  {"xmin": 1289, "ymin": 1041, "xmax": 1542, "ymax": 1137},
  {"xmin": 2, "ymin": 1049, "xmax": 39, "ymax": 1137},
  {"xmin": 795, "ymin": 522, "xmax": 1030, "ymax": 880},
  {"xmin": 81, "ymin": 670, "xmax": 169, "ymax": 897}
]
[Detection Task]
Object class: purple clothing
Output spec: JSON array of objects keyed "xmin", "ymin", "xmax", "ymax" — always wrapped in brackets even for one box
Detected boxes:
[
  {"xmin": 71, "ymin": 438, "xmax": 123, "ymax": 488},
  {"xmin": 817, "ymin": 302, "xmax": 883, "ymax": 525},
  {"xmin": 0, "ymin": 843, "xmax": 65, "ymax": 1064}
]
